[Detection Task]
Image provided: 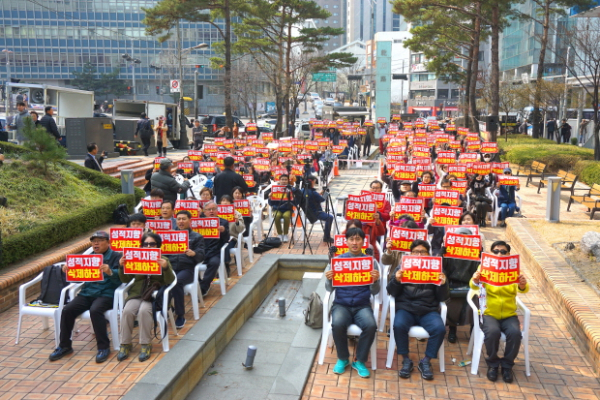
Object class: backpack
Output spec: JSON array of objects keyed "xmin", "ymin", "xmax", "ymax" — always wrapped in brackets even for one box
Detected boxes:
[
  {"xmin": 303, "ymin": 292, "xmax": 323, "ymax": 329},
  {"xmin": 113, "ymin": 204, "xmax": 130, "ymax": 225},
  {"xmin": 252, "ymin": 237, "xmax": 282, "ymax": 254},
  {"xmin": 32, "ymin": 264, "xmax": 69, "ymax": 306}
]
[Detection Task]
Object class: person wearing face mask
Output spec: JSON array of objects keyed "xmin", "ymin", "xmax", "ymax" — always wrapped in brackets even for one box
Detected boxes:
[
  {"xmin": 470, "ymin": 241, "xmax": 529, "ymax": 384},
  {"xmin": 469, "ymin": 173, "xmax": 492, "ymax": 227}
]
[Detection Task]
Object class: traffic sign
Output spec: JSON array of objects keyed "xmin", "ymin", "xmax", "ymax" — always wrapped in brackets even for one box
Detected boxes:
[
  {"xmin": 312, "ymin": 72, "xmax": 336, "ymax": 82},
  {"xmin": 170, "ymin": 80, "xmax": 180, "ymax": 93}
]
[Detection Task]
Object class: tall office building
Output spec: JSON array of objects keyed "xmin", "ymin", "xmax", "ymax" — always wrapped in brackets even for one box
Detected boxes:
[
  {"xmin": 346, "ymin": 0, "xmax": 408, "ymax": 44},
  {"xmin": 313, "ymin": 0, "xmax": 347, "ymax": 49},
  {"xmin": 0, "ymin": 0, "xmax": 230, "ymax": 112}
]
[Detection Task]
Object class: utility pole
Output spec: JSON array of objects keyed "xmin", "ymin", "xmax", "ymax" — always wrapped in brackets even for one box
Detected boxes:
[{"xmin": 560, "ymin": 46, "xmax": 571, "ymax": 122}]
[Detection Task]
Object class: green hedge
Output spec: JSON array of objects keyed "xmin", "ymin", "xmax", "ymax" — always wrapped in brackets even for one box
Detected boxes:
[
  {"xmin": 0, "ymin": 141, "xmax": 30, "ymax": 156},
  {"xmin": 1, "ymin": 193, "xmax": 136, "ymax": 268}
]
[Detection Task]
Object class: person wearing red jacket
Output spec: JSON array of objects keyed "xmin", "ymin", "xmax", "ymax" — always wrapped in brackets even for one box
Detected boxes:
[{"xmin": 369, "ymin": 180, "xmax": 391, "ymax": 223}]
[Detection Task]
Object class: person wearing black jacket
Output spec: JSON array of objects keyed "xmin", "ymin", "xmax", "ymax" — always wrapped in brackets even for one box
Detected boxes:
[
  {"xmin": 301, "ymin": 177, "xmax": 334, "ymax": 242},
  {"xmin": 166, "ymin": 211, "xmax": 205, "ymax": 329},
  {"xmin": 84, "ymin": 142, "xmax": 106, "ymax": 172},
  {"xmin": 40, "ymin": 106, "xmax": 61, "ymax": 140},
  {"xmin": 387, "ymin": 240, "xmax": 448, "ymax": 381},
  {"xmin": 134, "ymin": 113, "xmax": 154, "ymax": 156},
  {"xmin": 151, "ymin": 159, "xmax": 191, "ymax": 203},
  {"xmin": 213, "ymin": 157, "xmax": 248, "ymax": 201},
  {"xmin": 198, "ymin": 201, "xmax": 230, "ymax": 295},
  {"xmin": 469, "ymin": 173, "xmax": 492, "ymax": 227}
]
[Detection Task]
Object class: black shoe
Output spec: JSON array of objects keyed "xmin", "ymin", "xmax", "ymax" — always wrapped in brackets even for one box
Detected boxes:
[
  {"xmin": 96, "ymin": 349, "xmax": 110, "ymax": 363},
  {"xmin": 418, "ymin": 360, "xmax": 434, "ymax": 380},
  {"xmin": 487, "ymin": 366, "xmax": 499, "ymax": 382},
  {"xmin": 448, "ymin": 327, "xmax": 457, "ymax": 343},
  {"xmin": 481, "ymin": 219, "xmax": 487, "ymax": 228},
  {"xmin": 502, "ymin": 367, "xmax": 513, "ymax": 383},
  {"xmin": 49, "ymin": 346, "xmax": 73, "ymax": 361},
  {"xmin": 175, "ymin": 316, "xmax": 186, "ymax": 329},
  {"xmin": 398, "ymin": 358, "xmax": 414, "ymax": 379},
  {"xmin": 323, "ymin": 236, "xmax": 332, "ymax": 243}
]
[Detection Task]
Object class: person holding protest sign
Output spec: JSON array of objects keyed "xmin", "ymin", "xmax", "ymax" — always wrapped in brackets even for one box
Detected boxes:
[
  {"xmin": 470, "ymin": 241, "xmax": 529, "ymax": 383},
  {"xmin": 387, "ymin": 240, "xmax": 448, "ymax": 381},
  {"xmin": 268, "ymin": 174, "xmax": 295, "ymax": 242},
  {"xmin": 324, "ymin": 227, "xmax": 381, "ymax": 379},
  {"xmin": 117, "ymin": 232, "xmax": 175, "ymax": 362},
  {"xmin": 50, "ymin": 231, "xmax": 123, "ymax": 363},
  {"xmin": 342, "ymin": 219, "xmax": 384, "ymax": 262},
  {"xmin": 199, "ymin": 201, "xmax": 230, "ymax": 294},
  {"xmin": 369, "ymin": 180, "xmax": 391, "ymax": 223},
  {"xmin": 167, "ymin": 211, "xmax": 206, "ymax": 329},
  {"xmin": 497, "ymin": 168, "xmax": 520, "ymax": 227},
  {"xmin": 469, "ymin": 173, "xmax": 493, "ymax": 227},
  {"xmin": 232, "ymin": 187, "xmax": 252, "ymax": 237}
]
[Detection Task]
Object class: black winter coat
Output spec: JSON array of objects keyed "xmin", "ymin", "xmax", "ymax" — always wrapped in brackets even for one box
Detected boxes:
[{"xmin": 387, "ymin": 267, "xmax": 449, "ymax": 316}]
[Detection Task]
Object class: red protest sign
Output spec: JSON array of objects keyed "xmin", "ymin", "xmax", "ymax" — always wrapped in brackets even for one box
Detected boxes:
[
  {"xmin": 480, "ymin": 254, "xmax": 520, "ymax": 287},
  {"xmin": 445, "ymin": 224, "xmax": 480, "ymax": 236},
  {"xmin": 243, "ymin": 174, "xmax": 256, "ymax": 188},
  {"xmin": 317, "ymin": 138, "xmax": 330, "ymax": 147},
  {"xmin": 234, "ymin": 199, "xmax": 251, "ymax": 217},
  {"xmin": 393, "ymin": 164, "xmax": 417, "ymax": 181},
  {"xmin": 469, "ymin": 162, "xmax": 492, "ymax": 176},
  {"xmin": 178, "ymin": 162, "xmax": 194, "ymax": 175},
  {"xmin": 333, "ymin": 235, "xmax": 369, "ymax": 256},
  {"xmin": 394, "ymin": 202, "xmax": 424, "ymax": 223},
  {"xmin": 400, "ymin": 256, "xmax": 443, "ymax": 285},
  {"xmin": 223, "ymin": 139, "xmax": 234, "ymax": 149},
  {"xmin": 175, "ymin": 200, "xmax": 201, "ymax": 218},
  {"xmin": 436, "ymin": 152, "xmax": 456, "ymax": 165},
  {"xmin": 142, "ymin": 199, "xmax": 162, "ymax": 218},
  {"xmin": 458, "ymin": 153, "xmax": 479, "ymax": 164},
  {"xmin": 214, "ymin": 137, "xmax": 225, "ymax": 147},
  {"xmin": 361, "ymin": 190, "xmax": 386, "ymax": 210},
  {"xmin": 253, "ymin": 158, "xmax": 271, "ymax": 172},
  {"xmin": 480, "ymin": 142, "xmax": 498, "ymax": 153},
  {"xmin": 411, "ymin": 157, "xmax": 431, "ymax": 166},
  {"xmin": 242, "ymin": 146, "xmax": 256, "ymax": 157},
  {"xmin": 262, "ymin": 132, "xmax": 274, "ymax": 142},
  {"xmin": 449, "ymin": 140, "xmax": 462, "ymax": 150},
  {"xmin": 444, "ymin": 233, "xmax": 482, "ymax": 261},
  {"xmin": 278, "ymin": 142, "xmax": 292, "ymax": 152},
  {"xmin": 154, "ymin": 157, "xmax": 165, "ymax": 170},
  {"xmin": 305, "ymin": 140, "xmax": 319, "ymax": 152},
  {"xmin": 155, "ymin": 230, "xmax": 189, "ymax": 254},
  {"xmin": 345, "ymin": 199, "xmax": 376, "ymax": 223},
  {"xmin": 66, "ymin": 255, "xmax": 104, "ymax": 282},
  {"xmin": 270, "ymin": 185, "xmax": 289, "ymax": 201},
  {"xmin": 451, "ymin": 180, "xmax": 469, "ymax": 194},
  {"xmin": 466, "ymin": 141, "xmax": 481, "ymax": 152},
  {"xmin": 271, "ymin": 166, "xmax": 287, "ymax": 180},
  {"xmin": 146, "ymin": 219, "xmax": 173, "ymax": 232},
  {"xmin": 198, "ymin": 162, "xmax": 216, "ymax": 174},
  {"xmin": 417, "ymin": 184, "xmax": 436, "ymax": 199},
  {"xmin": 190, "ymin": 218, "xmax": 220, "ymax": 238},
  {"xmin": 246, "ymin": 122, "xmax": 257, "ymax": 132},
  {"xmin": 364, "ymin": 120, "xmax": 374, "ymax": 126},
  {"xmin": 203, "ymin": 144, "xmax": 218, "ymax": 157},
  {"xmin": 377, "ymin": 117, "xmax": 387, "ymax": 124},
  {"xmin": 332, "ymin": 145, "xmax": 345, "ymax": 154},
  {"xmin": 188, "ymin": 150, "xmax": 203, "ymax": 161},
  {"xmin": 433, "ymin": 190, "xmax": 461, "ymax": 207},
  {"xmin": 109, "ymin": 228, "xmax": 143, "ymax": 251},
  {"xmin": 291, "ymin": 164, "xmax": 304, "ymax": 176},
  {"xmin": 446, "ymin": 124, "xmax": 456, "ymax": 132},
  {"xmin": 498, "ymin": 175, "xmax": 520, "ymax": 186},
  {"xmin": 491, "ymin": 162, "xmax": 510, "ymax": 175},
  {"xmin": 122, "ymin": 248, "xmax": 162, "ymax": 275},
  {"xmin": 331, "ymin": 256, "xmax": 374, "ymax": 287},
  {"xmin": 466, "ymin": 132, "xmax": 479, "ymax": 141},
  {"xmin": 431, "ymin": 206, "xmax": 463, "ymax": 226},
  {"xmin": 218, "ymin": 204, "xmax": 235, "ymax": 223},
  {"xmin": 412, "ymin": 146, "xmax": 430, "ymax": 158},
  {"xmin": 389, "ymin": 227, "xmax": 428, "ymax": 253},
  {"xmin": 447, "ymin": 164, "xmax": 467, "ymax": 179}
]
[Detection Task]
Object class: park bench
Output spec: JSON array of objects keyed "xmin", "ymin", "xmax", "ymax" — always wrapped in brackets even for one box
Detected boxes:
[
  {"xmin": 537, "ymin": 170, "xmax": 580, "ymax": 195},
  {"xmin": 567, "ymin": 183, "xmax": 600, "ymax": 219},
  {"xmin": 524, "ymin": 161, "xmax": 547, "ymax": 187}
]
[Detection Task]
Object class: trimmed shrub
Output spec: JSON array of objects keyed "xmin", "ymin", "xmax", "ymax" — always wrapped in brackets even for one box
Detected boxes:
[
  {"xmin": 0, "ymin": 141, "xmax": 30, "ymax": 156},
  {"xmin": 501, "ymin": 143, "xmax": 594, "ymax": 172},
  {"xmin": 573, "ymin": 161, "xmax": 600, "ymax": 186}
]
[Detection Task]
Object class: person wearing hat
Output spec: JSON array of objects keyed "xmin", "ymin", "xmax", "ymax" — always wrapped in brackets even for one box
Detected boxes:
[
  {"xmin": 50, "ymin": 231, "xmax": 123, "ymax": 363},
  {"xmin": 496, "ymin": 168, "xmax": 520, "ymax": 227},
  {"xmin": 150, "ymin": 158, "xmax": 191, "ymax": 203},
  {"xmin": 442, "ymin": 227, "xmax": 481, "ymax": 343}
]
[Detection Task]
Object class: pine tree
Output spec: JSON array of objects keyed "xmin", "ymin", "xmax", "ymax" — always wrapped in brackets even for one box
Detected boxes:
[{"xmin": 21, "ymin": 118, "xmax": 67, "ymax": 174}]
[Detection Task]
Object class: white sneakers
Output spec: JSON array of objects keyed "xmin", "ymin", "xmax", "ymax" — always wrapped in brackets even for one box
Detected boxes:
[{"xmin": 278, "ymin": 234, "xmax": 289, "ymax": 243}]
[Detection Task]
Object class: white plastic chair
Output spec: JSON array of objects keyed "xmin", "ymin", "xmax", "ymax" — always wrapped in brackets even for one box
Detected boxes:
[
  {"xmin": 317, "ymin": 290, "xmax": 380, "ymax": 370},
  {"xmin": 69, "ymin": 282, "xmax": 124, "ymax": 351},
  {"xmin": 378, "ymin": 264, "xmax": 392, "ymax": 331},
  {"xmin": 15, "ymin": 263, "xmax": 72, "ymax": 347},
  {"xmin": 230, "ymin": 231, "xmax": 246, "ymax": 276},
  {"xmin": 466, "ymin": 289, "xmax": 531, "ymax": 376},
  {"xmin": 134, "ymin": 196, "xmax": 151, "ymax": 214},
  {"xmin": 492, "ymin": 189, "xmax": 522, "ymax": 227},
  {"xmin": 385, "ymin": 297, "xmax": 447, "ymax": 372},
  {"xmin": 184, "ymin": 263, "xmax": 206, "ymax": 320}
]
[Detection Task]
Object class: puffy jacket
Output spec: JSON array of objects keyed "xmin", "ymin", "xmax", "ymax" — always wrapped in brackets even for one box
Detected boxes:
[
  {"xmin": 325, "ymin": 251, "xmax": 380, "ymax": 307},
  {"xmin": 387, "ymin": 266, "xmax": 449, "ymax": 316},
  {"xmin": 151, "ymin": 169, "xmax": 191, "ymax": 203},
  {"xmin": 78, "ymin": 248, "xmax": 123, "ymax": 298},
  {"xmin": 470, "ymin": 266, "xmax": 529, "ymax": 320},
  {"xmin": 119, "ymin": 256, "xmax": 176, "ymax": 302},
  {"xmin": 166, "ymin": 229, "xmax": 205, "ymax": 272}
]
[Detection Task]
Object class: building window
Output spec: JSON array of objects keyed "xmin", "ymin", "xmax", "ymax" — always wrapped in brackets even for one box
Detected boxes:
[
  {"xmin": 451, "ymin": 89, "xmax": 460, "ymax": 98},
  {"xmin": 437, "ymin": 89, "xmax": 449, "ymax": 99},
  {"xmin": 333, "ymin": 13, "xmax": 338, "ymax": 16},
  {"xmin": 410, "ymin": 73, "xmax": 436, "ymax": 82},
  {"xmin": 334, "ymin": 4, "xmax": 338, "ymax": 8},
  {"xmin": 325, "ymin": 4, "xmax": 329, "ymax": 7},
  {"xmin": 333, "ymin": 20, "xmax": 337, "ymax": 23},
  {"xmin": 410, "ymin": 90, "xmax": 435, "ymax": 99},
  {"xmin": 208, "ymin": 85, "xmax": 225, "ymax": 95}
]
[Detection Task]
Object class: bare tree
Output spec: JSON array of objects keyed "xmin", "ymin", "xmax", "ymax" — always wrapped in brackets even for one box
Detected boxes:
[{"xmin": 230, "ymin": 56, "xmax": 271, "ymax": 120}]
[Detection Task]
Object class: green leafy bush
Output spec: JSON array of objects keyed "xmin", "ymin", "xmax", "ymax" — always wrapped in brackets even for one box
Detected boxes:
[
  {"xmin": 573, "ymin": 161, "xmax": 600, "ymax": 186},
  {"xmin": 21, "ymin": 118, "xmax": 67, "ymax": 173},
  {"xmin": 501, "ymin": 144, "xmax": 594, "ymax": 171}
]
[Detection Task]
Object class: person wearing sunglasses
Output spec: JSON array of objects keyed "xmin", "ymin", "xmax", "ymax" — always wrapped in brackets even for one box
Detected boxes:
[
  {"xmin": 387, "ymin": 240, "xmax": 448, "ymax": 381},
  {"xmin": 117, "ymin": 232, "xmax": 175, "ymax": 362},
  {"xmin": 470, "ymin": 240, "xmax": 529, "ymax": 383}
]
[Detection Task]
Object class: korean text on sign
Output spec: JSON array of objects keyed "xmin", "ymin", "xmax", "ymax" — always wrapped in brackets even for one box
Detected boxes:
[
  {"xmin": 436, "ymin": 152, "xmax": 456, "ymax": 165},
  {"xmin": 199, "ymin": 162, "xmax": 216, "ymax": 174},
  {"xmin": 190, "ymin": 218, "xmax": 220, "ymax": 239},
  {"xmin": 218, "ymin": 204, "xmax": 235, "ymax": 223},
  {"xmin": 498, "ymin": 175, "xmax": 520, "ymax": 186},
  {"xmin": 393, "ymin": 164, "xmax": 417, "ymax": 181},
  {"xmin": 431, "ymin": 206, "xmax": 463, "ymax": 226},
  {"xmin": 154, "ymin": 157, "xmax": 165, "ymax": 170},
  {"xmin": 433, "ymin": 190, "xmax": 460, "ymax": 206},
  {"xmin": 175, "ymin": 200, "xmax": 200, "ymax": 218},
  {"xmin": 178, "ymin": 162, "xmax": 194, "ymax": 175},
  {"xmin": 345, "ymin": 200, "xmax": 376, "ymax": 223},
  {"xmin": 155, "ymin": 230, "xmax": 189, "ymax": 254},
  {"xmin": 445, "ymin": 224, "xmax": 479, "ymax": 236},
  {"xmin": 234, "ymin": 199, "xmax": 251, "ymax": 217},
  {"xmin": 389, "ymin": 227, "xmax": 427, "ymax": 253},
  {"xmin": 331, "ymin": 256, "xmax": 374, "ymax": 287},
  {"xmin": 188, "ymin": 150, "xmax": 203, "ymax": 161},
  {"xmin": 142, "ymin": 199, "xmax": 162, "ymax": 218},
  {"xmin": 418, "ymin": 184, "xmax": 436, "ymax": 199},
  {"xmin": 66, "ymin": 254, "xmax": 104, "ymax": 282},
  {"xmin": 400, "ymin": 256, "xmax": 443, "ymax": 285},
  {"xmin": 270, "ymin": 185, "xmax": 289, "ymax": 201},
  {"xmin": 480, "ymin": 253, "xmax": 520, "ymax": 287},
  {"xmin": 447, "ymin": 165, "xmax": 467, "ymax": 179},
  {"xmin": 333, "ymin": 235, "xmax": 368, "ymax": 256},
  {"xmin": 146, "ymin": 219, "xmax": 173, "ymax": 232},
  {"xmin": 361, "ymin": 190, "xmax": 386, "ymax": 210},
  {"xmin": 394, "ymin": 202, "xmax": 423, "ymax": 223},
  {"xmin": 123, "ymin": 248, "xmax": 162, "ymax": 275},
  {"xmin": 444, "ymin": 233, "xmax": 481, "ymax": 261},
  {"xmin": 109, "ymin": 228, "xmax": 143, "ymax": 251}
]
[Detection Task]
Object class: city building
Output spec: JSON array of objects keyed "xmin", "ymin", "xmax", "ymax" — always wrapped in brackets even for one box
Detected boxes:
[
  {"xmin": 313, "ymin": 0, "xmax": 347, "ymax": 49},
  {"xmin": 346, "ymin": 0, "xmax": 408, "ymax": 44}
]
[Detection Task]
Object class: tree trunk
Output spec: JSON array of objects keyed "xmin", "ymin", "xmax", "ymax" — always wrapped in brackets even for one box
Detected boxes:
[
  {"xmin": 469, "ymin": 6, "xmax": 481, "ymax": 131},
  {"xmin": 532, "ymin": 1, "xmax": 550, "ymax": 139},
  {"xmin": 224, "ymin": 0, "xmax": 233, "ymax": 129},
  {"xmin": 464, "ymin": 41, "xmax": 474, "ymax": 128},
  {"xmin": 594, "ymin": 85, "xmax": 600, "ymax": 160},
  {"xmin": 490, "ymin": 4, "xmax": 500, "ymax": 142}
]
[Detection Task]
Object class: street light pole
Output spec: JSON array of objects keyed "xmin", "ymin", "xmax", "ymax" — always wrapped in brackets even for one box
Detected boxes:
[
  {"xmin": 560, "ymin": 46, "xmax": 571, "ymax": 122},
  {"xmin": 2, "ymin": 49, "xmax": 12, "ymax": 116}
]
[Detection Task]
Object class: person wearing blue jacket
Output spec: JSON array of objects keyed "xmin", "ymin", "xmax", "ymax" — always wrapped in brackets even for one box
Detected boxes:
[
  {"xmin": 301, "ymin": 177, "xmax": 334, "ymax": 242},
  {"xmin": 325, "ymin": 228, "xmax": 380, "ymax": 379},
  {"xmin": 50, "ymin": 231, "xmax": 123, "ymax": 363},
  {"xmin": 496, "ymin": 168, "xmax": 520, "ymax": 227}
]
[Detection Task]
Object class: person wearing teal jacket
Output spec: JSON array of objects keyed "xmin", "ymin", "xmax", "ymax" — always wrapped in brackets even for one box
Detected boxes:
[
  {"xmin": 50, "ymin": 231, "xmax": 122, "ymax": 364},
  {"xmin": 470, "ymin": 240, "xmax": 529, "ymax": 384}
]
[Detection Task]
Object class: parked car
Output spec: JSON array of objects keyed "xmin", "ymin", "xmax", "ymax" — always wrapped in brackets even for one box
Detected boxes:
[
  {"xmin": 199, "ymin": 115, "xmax": 246, "ymax": 137},
  {"xmin": 295, "ymin": 121, "xmax": 311, "ymax": 139},
  {"xmin": 309, "ymin": 92, "xmax": 320, "ymax": 102},
  {"xmin": 324, "ymin": 97, "xmax": 335, "ymax": 106}
]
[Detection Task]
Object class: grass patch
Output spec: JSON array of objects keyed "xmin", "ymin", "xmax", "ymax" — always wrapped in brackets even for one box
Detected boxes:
[{"xmin": 529, "ymin": 219, "xmax": 600, "ymax": 246}]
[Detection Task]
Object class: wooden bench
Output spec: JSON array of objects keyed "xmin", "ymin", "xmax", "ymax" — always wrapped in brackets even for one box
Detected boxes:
[
  {"xmin": 524, "ymin": 161, "xmax": 547, "ymax": 187},
  {"xmin": 537, "ymin": 170, "xmax": 581, "ymax": 195},
  {"xmin": 568, "ymin": 183, "xmax": 600, "ymax": 219}
]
